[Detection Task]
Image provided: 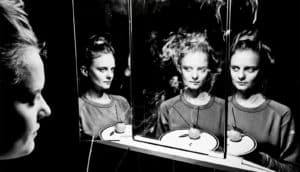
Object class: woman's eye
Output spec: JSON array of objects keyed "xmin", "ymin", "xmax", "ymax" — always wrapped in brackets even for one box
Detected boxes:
[
  {"xmin": 97, "ymin": 68, "xmax": 106, "ymax": 72},
  {"xmin": 247, "ymin": 69, "xmax": 254, "ymax": 73},
  {"xmin": 183, "ymin": 67, "xmax": 192, "ymax": 72},
  {"xmin": 230, "ymin": 66, "xmax": 239, "ymax": 72},
  {"xmin": 246, "ymin": 67, "xmax": 257, "ymax": 73},
  {"xmin": 19, "ymin": 93, "xmax": 36, "ymax": 106},
  {"xmin": 199, "ymin": 68, "xmax": 208, "ymax": 73}
]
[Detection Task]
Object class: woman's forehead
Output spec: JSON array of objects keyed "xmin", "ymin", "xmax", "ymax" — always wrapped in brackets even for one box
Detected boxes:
[
  {"xmin": 181, "ymin": 51, "xmax": 208, "ymax": 65},
  {"xmin": 92, "ymin": 53, "xmax": 115, "ymax": 66},
  {"xmin": 231, "ymin": 49, "xmax": 259, "ymax": 65},
  {"xmin": 21, "ymin": 46, "xmax": 45, "ymax": 92}
]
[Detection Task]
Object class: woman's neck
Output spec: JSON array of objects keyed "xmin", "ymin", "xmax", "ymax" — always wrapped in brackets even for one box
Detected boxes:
[
  {"xmin": 235, "ymin": 92, "xmax": 266, "ymax": 108},
  {"xmin": 84, "ymin": 89, "xmax": 111, "ymax": 104},
  {"xmin": 183, "ymin": 89, "xmax": 211, "ymax": 106}
]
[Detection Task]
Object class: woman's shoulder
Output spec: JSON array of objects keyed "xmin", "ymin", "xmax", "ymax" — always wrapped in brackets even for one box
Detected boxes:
[
  {"xmin": 78, "ymin": 97, "xmax": 86, "ymax": 108},
  {"xmin": 160, "ymin": 95, "xmax": 181, "ymax": 107},
  {"xmin": 110, "ymin": 95, "xmax": 130, "ymax": 104},
  {"xmin": 267, "ymin": 99, "xmax": 291, "ymax": 115},
  {"xmin": 212, "ymin": 96, "xmax": 225, "ymax": 105}
]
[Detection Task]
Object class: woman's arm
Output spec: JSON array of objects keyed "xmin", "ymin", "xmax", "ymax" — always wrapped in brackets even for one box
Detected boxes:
[{"xmin": 254, "ymin": 110, "xmax": 300, "ymax": 172}]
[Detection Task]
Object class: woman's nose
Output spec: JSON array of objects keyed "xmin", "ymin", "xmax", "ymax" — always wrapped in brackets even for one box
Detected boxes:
[
  {"xmin": 237, "ymin": 70, "xmax": 246, "ymax": 80},
  {"xmin": 106, "ymin": 70, "xmax": 114, "ymax": 79},
  {"xmin": 38, "ymin": 96, "xmax": 51, "ymax": 119},
  {"xmin": 191, "ymin": 70, "xmax": 198, "ymax": 80}
]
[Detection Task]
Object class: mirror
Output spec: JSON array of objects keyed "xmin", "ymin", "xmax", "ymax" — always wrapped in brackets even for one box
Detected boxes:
[
  {"xmin": 74, "ymin": 0, "xmax": 135, "ymax": 171},
  {"xmin": 73, "ymin": 0, "xmax": 300, "ymax": 171},
  {"xmin": 74, "ymin": 0, "xmax": 132, "ymax": 141},
  {"xmin": 131, "ymin": 0, "xmax": 227, "ymax": 157},
  {"xmin": 224, "ymin": 0, "xmax": 300, "ymax": 171}
]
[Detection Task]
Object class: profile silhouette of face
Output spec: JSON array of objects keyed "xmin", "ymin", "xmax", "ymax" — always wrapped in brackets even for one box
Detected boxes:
[{"xmin": 0, "ymin": 46, "xmax": 51, "ymax": 159}]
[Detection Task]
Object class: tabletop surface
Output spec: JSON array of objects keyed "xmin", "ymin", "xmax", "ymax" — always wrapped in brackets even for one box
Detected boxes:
[{"xmin": 87, "ymin": 133, "xmax": 274, "ymax": 172}]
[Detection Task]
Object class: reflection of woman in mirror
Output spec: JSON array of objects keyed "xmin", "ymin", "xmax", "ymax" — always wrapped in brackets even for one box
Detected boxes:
[
  {"xmin": 78, "ymin": 35, "xmax": 131, "ymax": 139},
  {"xmin": 155, "ymin": 30, "xmax": 224, "ymax": 140},
  {"xmin": 228, "ymin": 29, "xmax": 300, "ymax": 171}
]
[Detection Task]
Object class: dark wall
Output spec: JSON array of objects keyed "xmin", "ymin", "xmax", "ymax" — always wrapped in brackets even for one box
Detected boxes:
[{"xmin": 258, "ymin": 1, "xmax": 300, "ymax": 134}]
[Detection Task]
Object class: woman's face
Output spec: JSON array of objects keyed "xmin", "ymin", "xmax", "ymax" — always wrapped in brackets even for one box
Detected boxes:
[
  {"xmin": 230, "ymin": 49, "xmax": 260, "ymax": 92},
  {"xmin": 87, "ymin": 53, "xmax": 115, "ymax": 91},
  {"xmin": 0, "ymin": 46, "xmax": 51, "ymax": 159},
  {"xmin": 179, "ymin": 51, "xmax": 210, "ymax": 91}
]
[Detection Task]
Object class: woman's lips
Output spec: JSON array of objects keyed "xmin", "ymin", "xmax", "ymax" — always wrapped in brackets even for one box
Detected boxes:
[
  {"xmin": 33, "ymin": 125, "xmax": 40, "ymax": 136},
  {"xmin": 236, "ymin": 81, "xmax": 247, "ymax": 85},
  {"xmin": 104, "ymin": 81, "xmax": 112, "ymax": 84}
]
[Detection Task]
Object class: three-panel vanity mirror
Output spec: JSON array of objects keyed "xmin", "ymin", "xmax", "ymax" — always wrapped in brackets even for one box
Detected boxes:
[{"xmin": 74, "ymin": 0, "xmax": 300, "ymax": 171}]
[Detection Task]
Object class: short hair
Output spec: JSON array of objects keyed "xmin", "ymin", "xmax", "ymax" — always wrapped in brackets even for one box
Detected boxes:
[
  {"xmin": 83, "ymin": 34, "xmax": 115, "ymax": 67},
  {"xmin": 0, "ymin": 0, "xmax": 39, "ymax": 88}
]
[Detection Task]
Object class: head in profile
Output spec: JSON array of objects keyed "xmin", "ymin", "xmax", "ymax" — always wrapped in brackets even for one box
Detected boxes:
[
  {"xmin": 161, "ymin": 30, "xmax": 221, "ymax": 100},
  {"xmin": 79, "ymin": 34, "xmax": 131, "ymax": 138},
  {"xmin": 80, "ymin": 34, "xmax": 116, "ymax": 98},
  {"xmin": 0, "ymin": 0, "xmax": 51, "ymax": 160}
]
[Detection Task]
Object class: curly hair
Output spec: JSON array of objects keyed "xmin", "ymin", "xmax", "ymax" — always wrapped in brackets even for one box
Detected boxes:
[{"xmin": 160, "ymin": 29, "xmax": 222, "ymax": 92}]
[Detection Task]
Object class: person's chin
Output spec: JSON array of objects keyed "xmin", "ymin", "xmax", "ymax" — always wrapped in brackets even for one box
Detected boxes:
[
  {"xmin": 102, "ymin": 86, "xmax": 111, "ymax": 90},
  {"xmin": 187, "ymin": 85, "xmax": 201, "ymax": 91},
  {"xmin": 23, "ymin": 136, "xmax": 35, "ymax": 154},
  {"xmin": 11, "ymin": 138, "xmax": 35, "ymax": 159},
  {"xmin": 102, "ymin": 83, "xmax": 111, "ymax": 89},
  {"xmin": 235, "ymin": 85, "xmax": 248, "ymax": 91}
]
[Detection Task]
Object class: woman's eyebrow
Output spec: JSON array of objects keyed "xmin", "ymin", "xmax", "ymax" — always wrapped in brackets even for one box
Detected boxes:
[
  {"xmin": 245, "ymin": 65, "xmax": 258, "ymax": 68},
  {"xmin": 198, "ymin": 66, "xmax": 208, "ymax": 69}
]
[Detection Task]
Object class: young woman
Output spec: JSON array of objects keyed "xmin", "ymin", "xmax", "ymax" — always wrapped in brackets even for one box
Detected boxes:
[
  {"xmin": 0, "ymin": 0, "xmax": 51, "ymax": 160},
  {"xmin": 228, "ymin": 29, "xmax": 300, "ymax": 171},
  {"xmin": 155, "ymin": 31, "xmax": 224, "ymax": 140},
  {"xmin": 78, "ymin": 35, "xmax": 131, "ymax": 139}
]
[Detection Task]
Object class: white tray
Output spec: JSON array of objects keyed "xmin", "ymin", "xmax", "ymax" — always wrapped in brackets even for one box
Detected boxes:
[
  {"xmin": 99, "ymin": 124, "xmax": 132, "ymax": 141},
  {"xmin": 227, "ymin": 135, "xmax": 257, "ymax": 156},
  {"xmin": 159, "ymin": 129, "xmax": 219, "ymax": 153}
]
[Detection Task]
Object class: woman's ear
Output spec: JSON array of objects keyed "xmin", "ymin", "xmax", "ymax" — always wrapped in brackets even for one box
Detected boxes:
[{"xmin": 80, "ymin": 66, "xmax": 88, "ymax": 77}]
